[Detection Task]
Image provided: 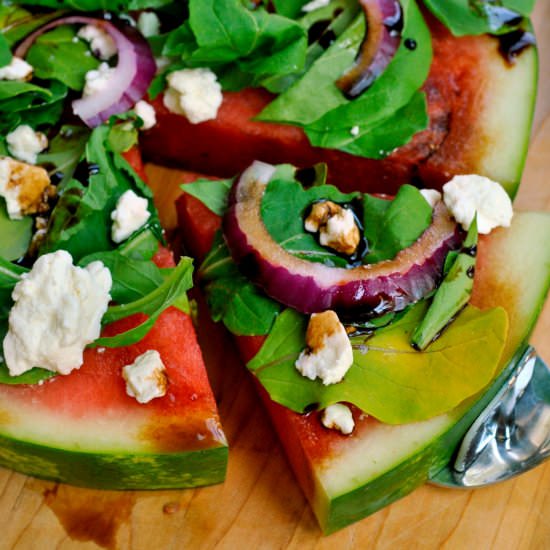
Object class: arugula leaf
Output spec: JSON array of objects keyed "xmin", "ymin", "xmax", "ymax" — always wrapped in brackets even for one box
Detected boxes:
[
  {"xmin": 92, "ymin": 256, "xmax": 194, "ymax": 348},
  {"xmin": 26, "ymin": 26, "xmax": 100, "ymax": 91},
  {"xmin": 0, "ymin": 199, "xmax": 32, "ymax": 261},
  {"xmin": 248, "ymin": 303, "xmax": 508, "ymax": 424},
  {"xmin": 0, "ymin": 80, "xmax": 51, "ymax": 102},
  {"xmin": 79, "ymin": 249, "xmax": 165, "ymax": 304},
  {"xmin": 12, "ymin": 0, "xmax": 171, "ymax": 11},
  {"xmin": 423, "ymin": 0, "xmax": 535, "ymax": 37},
  {"xmin": 412, "ymin": 218, "xmax": 478, "ymax": 350},
  {"xmin": 0, "ymin": 5, "xmax": 60, "ymax": 47},
  {"xmin": 0, "ymin": 33, "xmax": 11, "ymax": 67},
  {"xmin": 0, "ymin": 256, "xmax": 27, "ymax": 318},
  {"xmin": 261, "ymin": 169, "xmax": 358, "ymax": 267},
  {"xmin": 0, "ymin": 363, "xmax": 57, "ymax": 385},
  {"xmin": 363, "ymin": 184, "xmax": 432, "ymax": 263},
  {"xmin": 307, "ymin": 89, "xmax": 429, "ymax": 158},
  {"xmin": 39, "ymin": 125, "xmax": 161, "ymax": 261},
  {"xmin": 200, "ymin": 231, "xmax": 281, "ymax": 336},
  {"xmin": 259, "ymin": 0, "xmax": 432, "ymax": 158},
  {"xmin": 0, "ymin": 79, "xmax": 67, "ymax": 134},
  {"xmin": 181, "ymin": 177, "xmax": 233, "ymax": 216},
  {"xmin": 37, "ymin": 125, "xmax": 90, "ymax": 188}
]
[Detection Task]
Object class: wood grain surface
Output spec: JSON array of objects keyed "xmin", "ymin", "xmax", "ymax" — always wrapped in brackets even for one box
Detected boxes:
[{"xmin": 1, "ymin": 5, "xmax": 550, "ymax": 549}]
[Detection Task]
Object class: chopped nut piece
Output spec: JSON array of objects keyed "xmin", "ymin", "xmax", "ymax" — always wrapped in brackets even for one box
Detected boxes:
[
  {"xmin": 304, "ymin": 200, "xmax": 360, "ymax": 256},
  {"xmin": 0, "ymin": 157, "xmax": 54, "ymax": 219}
]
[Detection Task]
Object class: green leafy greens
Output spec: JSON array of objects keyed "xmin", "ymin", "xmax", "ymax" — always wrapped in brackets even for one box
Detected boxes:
[
  {"xmin": 423, "ymin": 0, "xmax": 535, "ymax": 37},
  {"xmin": 248, "ymin": 304, "xmax": 508, "ymax": 424},
  {"xmin": 258, "ymin": 0, "xmax": 432, "ymax": 158},
  {"xmin": 261, "ymin": 165, "xmax": 358, "ymax": 267},
  {"xmin": 199, "ymin": 232, "xmax": 281, "ymax": 336},
  {"xmin": 362, "ymin": 184, "xmax": 432, "ymax": 263},
  {"xmin": 26, "ymin": 26, "xmax": 100, "ymax": 91},
  {"xmin": 39, "ymin": 124, "xmax": 162, "ymax": 262}
]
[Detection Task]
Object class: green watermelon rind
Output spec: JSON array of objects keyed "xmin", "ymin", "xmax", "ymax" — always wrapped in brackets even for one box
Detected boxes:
[{"xmin": 0, "ymin": 433, "xmax": 228, "ymax": 489}]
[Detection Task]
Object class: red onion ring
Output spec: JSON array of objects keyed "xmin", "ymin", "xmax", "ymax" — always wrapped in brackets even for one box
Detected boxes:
[
  {"xmin": 337, "ymin": 0, "xmax": 402, "ymax": 98},
  {"xmin": 223, "ymin": 161, "xmax": 461, "ymax": 316},
  {"xmin": 15, "ymin": 16, "xmax": 156, "ymax": 128}
]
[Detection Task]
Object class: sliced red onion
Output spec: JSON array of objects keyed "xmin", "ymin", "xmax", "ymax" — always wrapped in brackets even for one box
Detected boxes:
[
  {"xmin": 15, "ymin": 16, "xmax": 156, "ymax": 128},
  {"xmin": 337, "ymin": 0, "xmax": 402, "ymax": 98},
  {"xmin": 222, "ymin": 161, "xmax": 461, "ymax": 316}
]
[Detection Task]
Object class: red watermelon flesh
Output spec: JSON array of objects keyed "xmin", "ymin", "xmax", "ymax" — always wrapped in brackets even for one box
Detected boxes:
[
  {"xmin": 142, "ymin": 15, "xmax": 536, "ymax": 197},
  {"xmin": 0, "ymin": 151, "xmax": 227, "ymax": 489}
]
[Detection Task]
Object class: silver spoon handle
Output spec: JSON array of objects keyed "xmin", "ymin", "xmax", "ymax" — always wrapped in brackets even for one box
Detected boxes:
[{"xmin": 431, "ymin": 346, "xmax": 550, "ymax": 488}]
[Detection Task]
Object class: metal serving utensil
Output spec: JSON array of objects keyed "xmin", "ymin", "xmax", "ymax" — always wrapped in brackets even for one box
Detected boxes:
[{"xmin": 430, "ymin": 346, "xmax": 550, "ymax": 488}]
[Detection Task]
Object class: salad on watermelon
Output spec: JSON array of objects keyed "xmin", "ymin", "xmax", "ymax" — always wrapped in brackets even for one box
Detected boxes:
[
  {"xmin": 0, "ymin": 0, "xmax": 546, "ymax": 534},
  {"xmin": 0, "ymin": 0, "xmax": 231, "ymax": 489}
]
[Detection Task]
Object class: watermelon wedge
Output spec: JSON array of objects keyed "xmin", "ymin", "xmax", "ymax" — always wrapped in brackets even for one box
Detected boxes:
[
  {"xmin": 0, "ymin": 157, "xmax": 228, "ymax": 490},
  {"xmin": 142, "ymin": 15, "xmax": 537, "ymax": 197},
  {"xmin": 176, "ymin": 185, "xmax": 550, "ymax": 532}
]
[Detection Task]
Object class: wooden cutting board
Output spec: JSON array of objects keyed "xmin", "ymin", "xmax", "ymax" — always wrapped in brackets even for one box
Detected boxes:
[{"xmin": 2, "ymin": 6, "xmax": 550, "ymax": 549}]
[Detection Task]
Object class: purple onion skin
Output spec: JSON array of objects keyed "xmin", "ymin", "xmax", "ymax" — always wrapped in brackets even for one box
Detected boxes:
[
  {"xmin": 15, "ymin": 16, "xmax": 156, "ymax": 128},
  {"xmin": 222, "ymin": 162, "xmax": 462, "ymax": 316},
  {"xmin": 338, "ymin": 0, "xmax": 402, "ymax": 98}
]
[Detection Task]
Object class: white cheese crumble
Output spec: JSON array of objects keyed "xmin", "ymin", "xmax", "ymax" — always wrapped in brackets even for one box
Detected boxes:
[
  {"xmin": 0, "ymin": 56, "xmax": 33, "ymax": 81},
  {"xmin": 6, "ymin": 125, "xmax": 48, "ymax": 164},
  {"xmin": 111, "ymin": 189, "xmax": 151, "ymax": 243},
  {"xmin": 163, "ymin": 68, "xmax": 223, "ymax": 124},
  {"xmin": 295, "ymin": 310, "xmax": 353, "ymax": 385},
  {"xmin": 0, "ymin": 157, "xmax": 51, "ymax": 219},
  {"xmin": 134, "ymin": 100, "xmax": 157, "ymax": 130},
  {"xmin": 305, "ymin": 201, "xmax": 360, "ymax": 256},
  {"xmin": 321, "ymin": 403, "xmax": 355, "ymax": 435},
  {"xmin": 420, "ymin": 188, "xmax": 442, "ymax": 208},
  {"xmin": 122, "ymin": 350, "xmax": 167, "ymax": 404},
  {"xmin": 442, "ymin": 174, "xmax": 513, "ymax": 234},
  {"xmin": 77, "ymin": 24, "xmax": 117, "ymax": 60},
  {"xmin": 350, "ymin": 125, "xmax": 360, "ymax": 137},
  {"xmin": 83, "ymin": 62, "xmax": 115, "ymax": 98},
  {"xmin": 302, "ymin": 0, "xmax": 331, "ymax": 12},
  {"xmin": 137, "ymin": 11, "xmax": 161, "ymax": 37},
  {"xmin": 3, "ymin": 250, "xmax": 112, "ymax": 377}
]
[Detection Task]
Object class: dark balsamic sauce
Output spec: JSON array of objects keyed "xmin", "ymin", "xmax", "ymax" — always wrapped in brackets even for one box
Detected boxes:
[
  {"xmin": 461, "ymin": 245, "xmax": 477, "ymax": 257},
  {"xmin": 319, "ymin": 29, "xmax": 337, "ymax": 50},
  {"xmin": 404, "ymin": 38, "xmax": 417, "ymax": 51},
  {"xmin": 308, "ymin": 19, "xmax": 331, "ymax": 45},
  {"xmin": 498, "ymin": 29, "xmax": 536, "ymax": 64}
]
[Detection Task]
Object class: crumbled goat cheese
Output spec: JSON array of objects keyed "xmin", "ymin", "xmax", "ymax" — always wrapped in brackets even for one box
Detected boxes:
[
  {"xmin": 83, "ymin": 62, "xmax": 115, "ymax": 97},
  {"xmin": 302, "ymin": 0, "xmax": 331, "ymax": 12},
  {"xmin": 137, "ymin": 12, "xmax": 161, "ymax": 37},
  {"xmin": 0, "ymin": 157, "xmax": 53, "ymax": 219},
  {"xmin": 6, "ymin": 125, "xmax": 48, "ymax": 164},
  {"xmin": 3, "ymin": 250, "xmax": 112, "ymax": 376},
  {"xmin": 77, "ymin": 24, "xmax": 117, "ymax": 60},
  {"xmin": 0, "ymin": 57, "xmax": 33, "ymax": 81},
  {"xmin": 111, "ymin": 189, "xmax": 151, "ymax": 243},
  {"xmin": 295, "ymin": 310, "xmax": 353, "ymax": 385},
  {"xmin": 443, "ymin": 174, "xmax": 513, "ymax": 234},
  {"xmin": 350, "ymin": 125, "xmax": 360, "ymax": 137},
  {"xmin": 420, "ymin": 188, "xmax": 442, "ymax": 208},
  {"xmin": 305, "ymin": 200, "xmax": 360, "ymax": 255},
  {"xmin": 163, "ymin": 68, "xmax": 223, "ymax": 124},
  {"xmin": 321, "ymin": 404, "xmax": 355, "ymax": 435},
  {"xmin": 134, "ymin": 100, "xmax": 157, "ymax": 130},
  {"xmin": 122, "ymin": 350, "xmax": 168, "ymax": 404}
]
